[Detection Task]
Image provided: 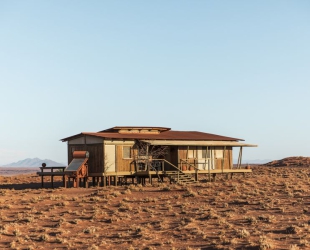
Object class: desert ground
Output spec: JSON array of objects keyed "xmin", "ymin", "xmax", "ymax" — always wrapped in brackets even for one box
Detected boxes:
[{"xmin": 0, "ymin": 162, "xmax": 310, "ymax": 249}]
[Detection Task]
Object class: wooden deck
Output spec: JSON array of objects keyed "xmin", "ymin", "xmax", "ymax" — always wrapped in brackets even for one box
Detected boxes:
[
  {"xmin": 87, "ymin": 168, "xmax": 251, "ymax": 176},
  {"xmin": 37, "ymin": 168, "xmax": 252, "ymax": 188}
]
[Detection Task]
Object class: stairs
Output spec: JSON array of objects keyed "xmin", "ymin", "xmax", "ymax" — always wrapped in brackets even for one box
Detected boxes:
[{"xmin": 164, "ymin": 170, "xmax": 196, "ymax": 184}]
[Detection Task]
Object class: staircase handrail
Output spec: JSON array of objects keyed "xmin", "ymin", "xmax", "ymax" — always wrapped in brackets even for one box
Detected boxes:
[{"xmin": 151, "ymin": 159, "xmax": 182, "ymax": 173}]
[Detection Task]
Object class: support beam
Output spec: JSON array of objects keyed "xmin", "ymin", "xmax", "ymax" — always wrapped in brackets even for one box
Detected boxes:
[
  {"xmin": 207, "ymin": 146, "xmax": 211, "ymax": 183},
  {"xmin": 221, "ymin": 146, "xmax": 226, "ymax": 174},
  {"xmin": 237, "ymin": 147, "xmax": 243, "ymax": 169},
  {"xmin": 62, "ymin": 176, "xmax": 65, "ymax": 187},
  {"xmin": 240, "ymin": 147, "xmax": 243, "ymax": 168}
]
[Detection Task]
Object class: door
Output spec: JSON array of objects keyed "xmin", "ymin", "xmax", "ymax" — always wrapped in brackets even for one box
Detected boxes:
[
  {"xmin": 104, "ymin": 145, "xmax": 116, "ymax": 172},
  {"xmin": 197, "ymin": 146, "xmax": 214, "ymax": 170}
]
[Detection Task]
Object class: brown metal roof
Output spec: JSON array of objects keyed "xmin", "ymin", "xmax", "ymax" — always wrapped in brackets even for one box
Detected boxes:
[{"xmin": 61, "ymin": 130, "xmax": 243, "ymax": 142}]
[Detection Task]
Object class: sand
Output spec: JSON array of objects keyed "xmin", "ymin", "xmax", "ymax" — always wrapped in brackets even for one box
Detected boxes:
[{"xmin": 0, "ymin": 166, "xmax": 310, "ymax": 249}]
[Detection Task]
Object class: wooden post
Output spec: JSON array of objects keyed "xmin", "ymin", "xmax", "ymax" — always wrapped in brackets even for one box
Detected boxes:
[
  {"xmin": 237, "ymin": 147, "xmax": 243, "ymax": 169},
  {"xmin": 119, "ymin": 177, "xmax": 122, "ymax": 186},
  {"xmin": 51, "ymin": 167, "xmax": 54, "ymax": 188},
  {"xmin": 240, "ymin": 147, "xmax": 243, "ymax": 169},
  {"xmin": 41, "ymin": 176, "xmax": 44, "ymax": 188},
  {"xmin": 51, "ymin": 175, "xmax": 54, "ymax": 188},
  {"xmin": 186, "ymin": 146, "xmax": 189, "ymax": 160},
  {"xmin": 103, "ymin": 173, "xmax": 106, "ymax": 187},
  {"xmin": 207, "ymin": 147, "xmax": 211, "ymax": 182},
  {"xmin": 238, "ymin": 147, "xmax": 241, "ymax": 168},
  {"xmin": 62, "ymin": 175, "xmax": 65, "ymax": 187},
  {"xmin": 221, "ymin": 146, "xmax": 226, "ymax": 174},
  {"xmin": 204, "ymin": 146, "xmax": 207, "ymax": 170},
  {"xmin": 213, "ymin": 173, "xmax": 216, "ymax": 182}
]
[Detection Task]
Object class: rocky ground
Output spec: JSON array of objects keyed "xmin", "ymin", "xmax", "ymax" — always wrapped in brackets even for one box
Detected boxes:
[{"xmin": 0, "ymin": 165, "xmax": 310, "ymax": 249}]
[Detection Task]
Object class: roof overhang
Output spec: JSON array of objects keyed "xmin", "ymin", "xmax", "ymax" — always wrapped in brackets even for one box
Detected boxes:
[
  {"xmin": 60, "ymin": 133, "xmax": 100, "ymax": 142},
  {"xmin": 141, "ymin": 140, "xmax": 257, "ymax": 147}
]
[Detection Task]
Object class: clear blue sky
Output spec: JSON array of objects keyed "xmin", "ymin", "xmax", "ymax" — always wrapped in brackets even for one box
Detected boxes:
[{"xmin": 0, "ymin": 1, "xmax": 309, "ymax": 165}]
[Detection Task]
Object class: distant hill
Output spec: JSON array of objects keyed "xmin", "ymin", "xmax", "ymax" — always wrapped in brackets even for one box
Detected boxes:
[
  {"xmin": 263, "ymin": 156, "xmax": 310, "ymax": 167},
  {"xmin": 2, "ymin": 158, "xmax": 66, "ymax": 167},
  {"xmin": 234, "ymin": 159, "xmax": 272, "ymax": 164}
]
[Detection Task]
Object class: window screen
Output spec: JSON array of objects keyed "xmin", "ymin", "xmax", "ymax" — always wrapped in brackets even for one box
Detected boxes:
[
  {"xmin": 202, "ymin": 148, "xmax": 207, "ymax": 158},
  {"xmin": 202, "ymin": 148, "xmax": 211, "ymax": 158},
  {"xmin": 123, "ymin": 146, "xmax": 132, "ymax": 159}
]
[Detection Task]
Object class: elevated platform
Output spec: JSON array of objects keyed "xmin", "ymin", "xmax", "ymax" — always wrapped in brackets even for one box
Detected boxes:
[
  {"xmin": 37, "ymin": 151, "xmax": 89, "ymax": 188},
  {"xmin": 37, "ymin": 166, "xmax": 66, "ymax": 188}
]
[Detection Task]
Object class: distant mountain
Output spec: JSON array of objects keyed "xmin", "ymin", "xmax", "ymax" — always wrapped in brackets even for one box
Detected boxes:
[{"xmin": 2, "ymin": 158, "xmax": 66, "ymax": 167}]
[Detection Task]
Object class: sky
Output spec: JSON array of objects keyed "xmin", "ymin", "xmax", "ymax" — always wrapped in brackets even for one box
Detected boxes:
[{"xmin": 0, "ymin": 0, "xmax": 309, "ymax": 165}]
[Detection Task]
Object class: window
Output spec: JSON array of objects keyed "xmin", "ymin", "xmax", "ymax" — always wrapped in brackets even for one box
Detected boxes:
[{"xmin": 123, "ymin": 146, "xmax": 132, "ymax": 159}]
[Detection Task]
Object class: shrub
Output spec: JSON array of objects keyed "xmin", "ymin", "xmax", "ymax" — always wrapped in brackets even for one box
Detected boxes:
[{"xmin": 237, "ymin": 229, "xmax": 250, "ymax": 238}]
